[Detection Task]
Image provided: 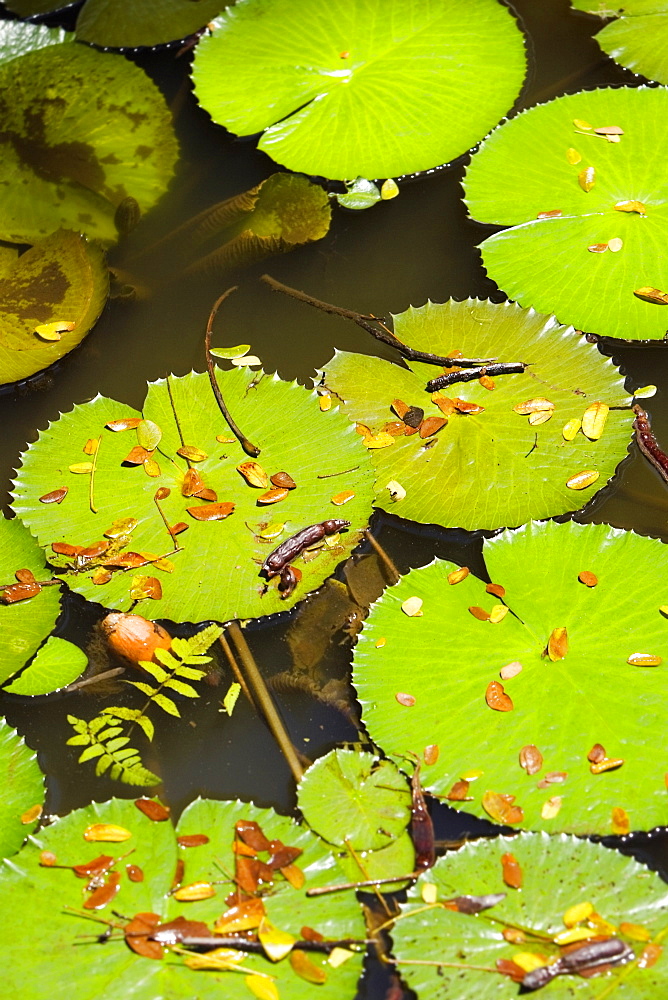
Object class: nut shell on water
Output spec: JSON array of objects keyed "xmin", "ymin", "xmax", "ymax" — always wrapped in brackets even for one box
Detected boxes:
[{"xmin": 100, "ymin": 613, "xmax": 172, "ymax": 666}]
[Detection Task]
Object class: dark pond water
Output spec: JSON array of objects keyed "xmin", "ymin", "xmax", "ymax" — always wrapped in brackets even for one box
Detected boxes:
[{"xmin": 2, "ymin": 1, "xmax": 668, "ymax": 995}]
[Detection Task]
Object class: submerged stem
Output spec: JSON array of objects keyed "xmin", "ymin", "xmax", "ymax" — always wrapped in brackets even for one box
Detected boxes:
[
  {"xmin": 204, "ymin": 288, "xmax": 260, "ymax": 457},
  {"xmin": 226, "ymin": 621, "xmax": 304, "ymax": 783}
]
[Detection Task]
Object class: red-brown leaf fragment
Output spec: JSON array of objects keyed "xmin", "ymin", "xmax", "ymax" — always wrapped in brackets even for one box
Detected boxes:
[
  {"xmin": 587, "ymin": 743, "xmax": 606, "ymax": 763},
  {"xmin": 177, "ymin": 834, "xmax": 210, "ymax": 848},
  {"xmin": 39, "ymin": 487, "xmax": 68, "ymax": 504},
  {"xmin": 485, "ymin": 681, "xmax": 513, "ymax": 712},
  {"xmin": 497, "ymin": 958, "xmax": 526, "ymax": 983},
  {"xmin": 83, "ymin": 870, "xmax": 121, "ymax": 909},
  {"xmin": 519, "ymin": 745, "xmax": 543, "ymax": 775},
  {"xmin": 446, "ymin": 780, "xmax": 472, "ymax": 801},
  {"xmin": 124, "ymin": 912, "xmax": 163, "ymax": 959},
  {"xmin": 106, "ymin": 418, "xmax": 142, "ymax": 432},
  {"xmin": 236, "ymin": 820, "xmax": 272, "ymax": 852},
  {"xmin": 469, "ymin": 606, "xmax": 491, "ymax": 621},
  {"xmin": 135, "ymin": 799, "xmax": 170, "ymax": 822},
  {"xmin": 186, "ymin": 502, "xmax": 235, "ymax": 521},
  {"xmin": 486, "ymin": 583, "xmax": 506, "ymax": 598},
  {"xmin": 501, "ymin": 852, "xmax": 523, "ymax": 888},
  {"xmin": 638, "ymin": 943, "xmax": 663, "ymax": 969},
  {"xmin": 126, "ymin": 864, "xmax": 144, "ymax": 882},
  {"xmin": 1, "ymin": 582, "xmax": 41, "ymax": 603},
  {"xmin": 124, "ymin": 446, "xmax": 153, "ymax": 465}
]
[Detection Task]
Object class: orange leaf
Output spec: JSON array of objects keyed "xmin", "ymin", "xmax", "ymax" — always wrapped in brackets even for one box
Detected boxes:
[
  {"xmin": 187, "ymin": 502, "xmax": 235, "ymax": 521},
  {"xmin": 257, "ymin": 489, "xmax": 289, "ymax": 505},
  {"xmin": 501, "ymin": 852, "xmax": 523, "ymax": 888},
  {"xmin": 485, "ymin": 681, "xmax": 513, "ymax": 712},
  {"xmin": 481, "ymin": 790, "xmax": 524, "ymax": 825},
  {"xmin": 290, "ymin": 949, "xmax": 327, "ymax": 984},
  {"xmin": 547, "ymin": 627, "xmax": 568, "ymax": 660},
  {"xmin": 83, "ymin": 824, "xmax": 132, "ymax": 843},
  {"xmin": 135, "ymin": 799, "xmax": 170, "ymax": 822}
]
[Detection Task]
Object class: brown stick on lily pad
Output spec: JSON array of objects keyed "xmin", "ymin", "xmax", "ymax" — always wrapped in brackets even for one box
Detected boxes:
[{"xmin": 204, "ymin": 288, "xmax": 260, "ymax": 457}]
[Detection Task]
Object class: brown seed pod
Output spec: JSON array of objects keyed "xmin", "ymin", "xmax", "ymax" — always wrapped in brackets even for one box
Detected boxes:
[{"xmin": 99, "ymin": 612, "xmax": 172, "ymax": 666}]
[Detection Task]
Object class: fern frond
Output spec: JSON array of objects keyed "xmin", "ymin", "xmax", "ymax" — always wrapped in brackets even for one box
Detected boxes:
[{"xmin": 65, "ymin": 714, "xmax": 159, "ymax": 787}]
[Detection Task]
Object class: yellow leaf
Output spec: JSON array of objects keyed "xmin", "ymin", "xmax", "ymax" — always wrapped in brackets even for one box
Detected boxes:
[
  {"xmin": 237, "ymin": 461, "xmax": 270, "ymax": 489},
  {"xmin": 541, "ymin": 795, "xmax": 562, "ymax": 819},
  {"xmin": 421, "ymin": 882, "xmax": 438, "ymax": 903},
  {"xmin": 290, "ymin": 949, "xmax": 328, "ymax": 984},
  {"xmin": 34, "ymin": 320, "xmax": 75, "ymax": 341},
  {"xmin": 513, "ymin": 397, "xmax": 554, "ymax": 415},
  {"xmin": 173, "ymin": 881, "xmax": 216, "ymax": 901},
  {"xmin": 185, "ymin": 948, "xmax": 245, "ymax": 971},
  {"xmin": 69, "ymin": 462, "xmax": 94, "ymax": 474},
  {"xmin": 381, "ymin": 178, "xmax": 399, "ymax": 200},
  {"xmin": 245, "ymin": 974, "xmax": 279, "ymax": 1000},
  {"xmin": 177, "ymin": 445, "xmax": 208, "ymax": 462},
  {"xmin": 553, "ymin": 926, "xmax": 596, "ymax": 945},
  {"xmin": 627, "ymin": 652, "xmax": 662, "ymax": 666},
  {"xmin": 563, "ymin": 901, "xmax": 594, "ymax": 927},
  {"xmin": 231, "ymin": 355, "xmax": 262, "ymax": 367},
  {"xmin": 222, "ymin": 682, "xmax": 241, "ymax": 716},
  {"xmin": 401, "ymin": 596, "xmax": 423, "ymax": 617},
  {"xmin": 258, "ymin": 917, "xmax": 296, "ymax": 962},
  {"xmin": 547, "ymin": 626, "xmax": 568, "ymax": 661},
  {"xmin": 581, "ymin": 401, "xmax": 609, "ymax": 440},
  {"xmin": 489, "ymin": 604, "xmax": 509, "ymax": 624},
  {"xmin": 331, "ymin": 490, "xmax": 354, "ymax": 505},
  {"xmin": 512, "ymin": 953, "xmax": 547, "ymax": 973},
  {"xmin": 364, "ymin": 431, "xmax": 395, "ymax": 449},
  {"xmin": 562, "ymin": 418, "xmax": 581, "ymax": 441},
  {"xmin": 319, "ymin": 394, "xmax": 332, "ymax": 411},
  {"xmin": 83, "ymin": 824, "xmax": 132, "ymax": 842},
  {"xmin": 566, "ymin": 469, "xmax": 599, "ymax": 490},
  {"xmin": 328, "ymin": 947, "xmax": 355, "ymax": 968}
]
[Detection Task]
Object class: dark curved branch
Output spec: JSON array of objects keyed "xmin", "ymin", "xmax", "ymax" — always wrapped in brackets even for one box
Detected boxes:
[{"xmin": 204, "ymin": 288, "xmax": 260, "ymax": 457}]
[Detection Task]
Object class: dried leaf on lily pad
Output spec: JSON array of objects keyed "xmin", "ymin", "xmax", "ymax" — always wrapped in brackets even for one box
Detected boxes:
[
  {"xmin": 150, "ymin": 174, "xmax": 331, "ymax": 281},
  {"xmin": 12, "ymin": 370, "xmax": 373, "ymax": 622},
  {"xmin": 571, "ymin": 1, "xmax": 668, "ymax": 87},
  {"xmin": 353, "ymin": 520, "xmax": 668, "ymax": 834},
  {"xmin": 191, "ymin": 0, "xmax": 526, "ymax": 179},
  {"xmin": 0, "ymin": 796, "xmax": 365, "ymax": 1000},
  {"xmin": 392, "ymin": 833, "xmax": 668, "ymax": 1000},
  {"xmin": 465, "ymin": 86, "xmax": 668, "ymax": 340},
  {"xmin": 0, "ymin": 230, "xmax": 108, "ymax": 386},
  {"xmin": 0, "ymin": 22, "xmax": 178, "ymax": 246},
  {"xmin": 323, "ymin": 299, "xmax": 632, "ymax": 530}
]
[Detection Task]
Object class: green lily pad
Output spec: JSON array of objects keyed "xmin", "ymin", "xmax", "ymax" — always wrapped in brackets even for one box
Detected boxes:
[
  {"xmin": 0, "ymin": 796, "xmax": 365, "ymax": 1000},
  {"xmin": 0, "ymin": 514, "xmax": 61, "ymax": 686},
  {"xmin": 3, "ymin": 0, "xmax": 225, "ymax": 48},
  {"xmin": 150, "ymin": 173, "xmax": 331, "ymax": 279},
  {"xmin": 465, "ymin": 86, "xmax": 668, "ymax": 340},
  {"xmin": 353, "ymin": 519, "xmax": 668, "ymax": 835},
  {"xmin": 0, "ymin": 24, "xmax": 179, "ymax": 245},
  {"xmin": 0, "ymin": 16, "xmax": 72, "ymax": 63},
  {"xmin": 4, "ymin": 636, "xmax": 87, "ymax": 695},
  {"xmin": 298, "ymin": 749, "xmax": 411, "ymax": 850},
  {"xmin": 323, "ymin": 299, "xmax": 632, "ymax": 530},
  {"xmin": 191, "ymin": 0, "xmax": 526, "ymax": 180},
  {"xmin": 572, "ymin": 1, "xmax": 668, "ymax": 85},
  {"xmin": 393, "ymin": 833, "xmax": 668, "ymax": 1000},
  {"xmin": 0, "ymin": 719, "xmax": 44, "ymax": 858},
  {"xmin": 0, "ymin": 230, "xmax": 108, "ymax": 386},
  {"xmin": 12, "ymin": 369, "xmax": 374, "ymax": 622}
]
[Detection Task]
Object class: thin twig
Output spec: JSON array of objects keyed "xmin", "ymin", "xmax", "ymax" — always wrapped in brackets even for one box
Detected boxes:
[
  {"xmin": 226, "ymin": 622, "xmax": 304, "ymax": 783},
  {"xmin": 166, "ymin": 375, "xmax": 186, "ymax": 449},
  {"xmin": 260, "ymin": 274, "xmax": 496, "ymax": 369},
  {"xmin": 168, "ymin": 936, "xmax": 369, "ymax": 954},
  {"xmin": 217, "ymin": 633, "xmax": 255, "ymax": 708},
  {"xmin": 64, "ymin": 667, "xmax": 126, "ymax": 692},
  {"xmin": 363, "ymin": 529, "xmax": 400, "ymax": 585},
  {"xmin": 306, "ymin": 872, "xmax": 420, "ymax": 896},
  {"xmin": 426, "ymin": 362, "xmax": 527, "ymax": 392},
  {"xmin": 205, "ymin": 288, "xmax": 260, "ymax": 457},
  {"xmin": 89, "ymin": 435, "xmax": 102, "ymax": 513},
  {"xmin": 316, "ymin": 465, "xmax": 360, "ymax": 479}
]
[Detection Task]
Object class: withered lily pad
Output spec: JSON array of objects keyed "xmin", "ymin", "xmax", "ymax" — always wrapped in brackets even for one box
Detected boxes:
[
  {"xmin": 393, "ymin": 833, "xmax": 668, "ymax": 999},
  {"xmin": 323, "ymin": 299, "xmax": 632, "ymax": 530},
  {"xmin": 0, "ymin": 21, "xmax": 178, "ymax": 245},
  {"xmin": 3, "ymin": 0, "xmax": 225, "ymax": 49},
  {"xmin": 12, "ymin": 369, "xmax": 373, "ymax": 622},
  {"xmin": 191, "ymin": 0, "xmax": 526, "ymax": 180},
  {"xmin": 571, "ymin": 1, "xmax": 668, "ymax": 85},
  {"xmin": 465, "ymin": 86, "xmax": 668, "ymax": 340},
  {"xmin": 354, "ymin": 520, "xmax": 668, "ymax": 835},
  {"xmin": 0, "ymin": 230, "xmax": 108, "ymax": 386},
  {"xmin": 0, "ymin": 796, "xmax": 365, "ymax": 1000}
]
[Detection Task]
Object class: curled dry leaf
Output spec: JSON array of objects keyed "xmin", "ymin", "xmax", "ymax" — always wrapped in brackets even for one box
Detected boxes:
[
  {"xmin": 270, "ymin": 471, "xmax": 296, "ymax": 490},
  {"xmin": 127, "ymin": 865, "xmax": 144, "ymax": 882},
  {"xmin": 446, "ymin": 779, "xmax": 472, "ymax": 801},
  {"xmin": 448, "ymin": 566, "xmax": 469, "ymax": 585},
  {"xmin": 34, "ymin": 320, "xmax": 75, "ymax": 341},
  {"xmin": 2, "ymin": 582, "xmax": 41, "ymax": 603},
  {"xmin": 84, "ymin": 871, "xmax": 121, "ymax": 910},
  {"xmin": 39, "ymin": 487, "xmax": 68, "ymax": 504},
  {"xmin": 257, "ymin": 488, "xmax": 289, "ymax": 504},
  {"xmin": 566, "ymin": 469, "xmax": 600, "ymax": 490},
  {"xmin": 130, "ymin": 576, "xmax": 163, "ymax": 601},
  {"xmin": 331, "ymin": 490, "xmax": 355, "ymax": 505},
  {"xmin": 486, "ymin": 681, "xmax": 513, "ymax": 712},
  {"xmin": 595, "ymin": 125, "xmax": 623, "ymax": 136},
  {"xmin": 513, "ymin": 397, "xmax": 554, "ymax": 415},
  {"xmin": 528, "ymin": 410, "xmax": 553, "ymax": 426},
  {"xmin": 423, "ymin": 744, "xmax": 439, "ymax": 766},
  {"xmin": 541, "ymin": 796, "xmax": 562, "ymax": 819},
  {"xmin": 486, "ymin": 583, "xmax": 506, "ymax": 599},
  {"xmin": 563, "ymin": 901, "xmax": 594, "ymax": 927},
  {"xmin": 634, "ymin": 287, "xmax": 668, "ymax": 305},
  {"xmin": 106, "ymin": 418, "xmax": 142, "ymax": 432},
  {"xmin": 182, "ymin": 469, "xmax": 205, "ymax": 496},
  {"xmin": 615, "ymin": 200, "xmax": 647, "ymax": 215},
  {"xmin": 627, "ymin": 652, "xmax": 662, "ymax": 666},
  {"xmin": 83, "ymin": 824, "xmax": 132, "ymax": 843},
  {"xmin": 481, "ymin": 790, "xmax": 523, "ymax": 825},
  {"xmin": 519, "ymin": 744, "xmax": 543, "ymax": 775},
  {"xmin": 386, "ymin": 480, "xmax": 406, "ymax": 502},
  {"xmin": 638, "ymin": 944, "xmax": 663, "ymax": 969},
  {"xmin": 124, "ymin": 912, "xmax": 163, "ymax": 960},
  {"xmin": 290, "ymin": 949, "xmax": 327, "ymax": 985},
  {"xmin": 611, "ymin": 807, "xmax": 630, "ymax": 835},
  {"xmin": 105, "ymin": 516, "xmax": 140, "ymax": 536},
  {"xmin": 395, "ymin": 692, "xmax": 416, "ymax": 707},
  {"xmin": 401, "ymin": 596, "xmax": 423, "ymax": 617},
  {"xmin": 547, "ymin": 626, "xmax": 568, "ymax": 661},
  {"xmin": 587, "ymin": 744, "xmax": 606, "ymax": 763},
  {"xmin": 419, "ymin": 416, "xmax": 447, "ymax": 438},
  {"xmin": 187, "ymin": 502, "xmax": 235, "ymax": 520},
  {"xmin": 500, "ymin": 661, "xmax": 522, "ymax": 680},
  {"xmin": 469, "ymin": 606, "xmax": 490, "ymax": 621},
  {"xmin": 578, "ymin": 571, "xmax": 598, "ymax": 587},
  {"xmin": 479, "ymin": 375, "xmax": 495, "ymax": 389},
  {"xmin": 237, "ymin": 462, "xmax": 270, "ymax": 489},
  {"xmin": 177, "ymin": 445, "xmax": 208, "ymax": 462},
  {"xmin": 172, "ymin": 881, "xmax": 216, "ymax": 901},
  {"xmin": 591, "ymin": 757, "xmax": 624, "ymax": 774},
  {"xmin": 452, "ymin": 398, "xmax": 484, "ymax": 414},
  {"xmin": 21, "ymin": 804, "xmax": 42, "ymax": 825},
  {"xmin": 578, "ymin": 166, "xmax": 595, "ymax": 192},
  {"xmin": 587, "ymin": 243, "xmax": 608, "ymax": 254},
  {"xmin": 581, "ymin": 401, "xmax": 609, "ymax": 440}
]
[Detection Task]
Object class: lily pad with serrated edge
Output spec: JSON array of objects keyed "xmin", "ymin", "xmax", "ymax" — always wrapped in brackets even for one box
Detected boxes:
[
  {"xmin": 3, "ymin": 0, "xmax": 225, "ymax": 48},
  {"xmin": 0, "ymin": 719, "xmax": 44, "ymax": 858},
  {"xmin": 392, "ymin": 832, "xmax": 668, "ymax": 1000},
  {"xmin": 465, "ymin": 86, "xmax": 668, "ymax": 340},
  {"xmin": 191, "ymin": 0, "xmax": 526, "ymax": 180},
  {"xmin": 0, "ymin": 230, "xmax": 108, "ymax": 386},
  {"xmin": 0, "ymin": 514, "xmax": 61, "ymax": 687},
  {"xmin": 323, "ymin": 298, "xmax": 632, "ymax": 530},
  {"xmin": 0, "ymin": 22, "xmax": 178, "ymax": 245},
  {"xmin": 11, "ymin": 369, "xmax": 374, "ymax": 622},
  {"xmin": 572, "ymin": 1, "xmax": 668, "ymax": 85},
  {"xmin": 0, "ymin": 796, "xmax": 365, "ymax": 1000},
  {"xmin": 0, "ymin": 16, "xmax": 72, "ymax": 63},
  {"xmin": 354, "ymin": 519, "xmax": 668, "ymax": 835}
]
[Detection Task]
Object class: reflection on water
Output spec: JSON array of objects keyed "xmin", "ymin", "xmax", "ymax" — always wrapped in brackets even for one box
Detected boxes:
[{"xmin": 1, "ymin": 3, "xmax": 668, "ymax": 982}]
